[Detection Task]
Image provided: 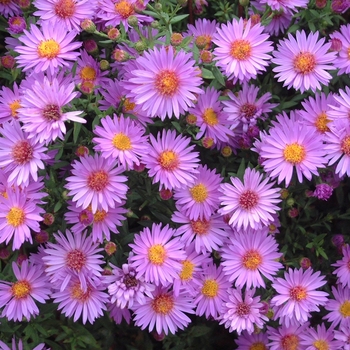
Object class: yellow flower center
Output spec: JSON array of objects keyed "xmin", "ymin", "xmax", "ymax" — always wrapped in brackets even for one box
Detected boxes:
[
  {"xmin": 201, "ymin": 279, "xmax": 219, "ymax": 298},
  {"xmin": 341, "ymin": 136, "xmax": 350, "ymax": 156},
  {"xmin": 195, "ymin": 35, "xmax": 211, "ymax": 50},
  {"xmin": 313, "ymin": 340, "xmax": 329, "ymax": 350},
  {"xmin": 66, "ymin": 249, "xmax": 87, "ymax": 271},
  {"xmin": 94, "ymin": 209, "xmax": 107, "ymax": 223},
  {"xmin": 54, "ymin": 0, "xmax": 76, "ymax": 18},
  {"xmin": 202, "ymin": 108, "xmax": 219, "ymax": 126},
  {"xmin": 281, "ymin": 334, "xmax": 299, "ymax": 350},
  {"xmin": 340, "ymin": 300, "xmax": 350, "ymax": 318},
  {"xmin": 190, "ymin": 183, "xmax": 208, "ymax": 203},
  {"xmin": 242, "ymin": 250, "xmax": 262, "ymax": 270},
  {"xmin": 158, "ymin": 150, "xmax": 179, "ymax": 171},
  {"xmin": 9, "ymin": 100, "xmax": 21, "ymax": 118},
  {"xmin": 114, "ymin": 0, "xmax": 135, "ymax": 19},
  {"xmin": 249, "ymin": 343, "xmax": 267, "ymax": 350},
  {"xmin": 152, "ymin": 294, "xmax": 174, "ymax": 314},
  {"xmin": 230, "ymin": 39, "xmax": 252, "ymax": 60},
  {"xmin": 289, "ymin": 285, "xmax": 307, "ymax": 301},
  {"xmin": 123, "ymin": 98, "xmax": 135, "ymax": 112},
  {"xmin": 37, "ymin": 39, "xmax": 60, "ymax": 59},
  {"xmin": 283, "ymin": 143, "xmax": 306, "ymax": 164},
  {"xmin": 112, "ymin": 132, "xmax": 132, "ymax": 151},
  {"xmin": 79, "ymin": 66, "xmax": 97, "ymax": 81},
  {"xmin": 11, "ymin": 280, "xmax": 31, "ymax": 299},
  {"xmin": 148, "ymin": 244, "xmax": 166, "ymax": 265},
  {"xmin": 70, "ymin": 283, "xmax": 91, "ymax": 301},
  {"xmin": 293, "ymin": 52, "xmax": 316, "ymax": 74},
  {"xmin": 7, "ymin": 207, "xmax": 25, "ymax": 227},
  {"xmin": 190, "ymin": 219, "xmax": 210, "ymax": 235},
  {"xmin": 87, "ymin": 170, "xmax": 109, "ymax": 192},
  {"xmin": 179, "ymin": 260, "xmax": 195, "ymax": 281},
  {"xmin": 315, "ymin": 112, "xmax": 330, "ymax": 133},
  {"xmin": 348, "ymin": 47, "xmax": 350, "ymax": 60},
  {"xmin": 155, "ymin": 70, "xmax": 179, "ymax": 96}
]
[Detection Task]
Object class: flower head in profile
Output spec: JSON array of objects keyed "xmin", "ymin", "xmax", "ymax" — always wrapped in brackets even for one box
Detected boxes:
[
  {"xmin": 271, "ymin": 268, "xmax": 328, "ymax": 326},
  {"xmin": 65, "ymin": 154, "xmax": 128, "ymax": 213},
  {"xmin": 219, "ymin": 287, "xmax": 268, "ymax": 335},
  {"xmin": 123, "ymin": 46, "xmax": 203, "ymax": 120},
  {"xmin": 218, "ymin": 167, "xmax": 281, "ymax": 231},
  {"xmin": 221, "ymin": 227, "xmax": 283, "ymax": 288},
  {"xmin": 132, "ymin": 285, "xmax": 195, "ymax": 335},
  {"xmin": 129, "ymin": 223, "xmax": 186, "ymax": 286},
  {"xmin": 212, "ymin": 18, "xmax": 273, "ymax": 82},
  {"xmin": 235, "ymin": 331, "xmax": 269, "ymax": 350},
  {"xmin": 330, "ymin": 24, "xmax": 350, "ymax": 75},
  {"xmin": 0, "ymin": 261, "xmax": 50, "ymax": 321},
  {"xmin": 15, "ymin": 21, "xmax": 81, "ymax": 74},
  {"xmin": 272, "ymin": 30, "xmax": 336, "ymax": 93},
  {"xmin": 142, "ymin": 129, "xmax": 200, "ymax": 190},
  {"xmin": 93, "ymin": 114, "xmax": 148, "ymax": 170}
]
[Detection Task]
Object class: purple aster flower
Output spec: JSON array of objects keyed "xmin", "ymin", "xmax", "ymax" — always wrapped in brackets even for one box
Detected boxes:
[
  {"xmin": 141, "ymin": 129, "xmax": 200, "ymax": 190},
  {"xmin": 333, "ymin": 245, "xmax": 350, "ymax": 288},
  {"xmin": 0, "ymin": 260, "xmax": 50, "ymax": 321},
  {"xmin": 122, "ymin": 46, "xmax": 203, "ymax": 120},
  {"xmin": 42, "ymin": 229, "xmax": 104, "ymax": 291},
  {"xmin": 313, "ymin": 184, "xmax": 333, "ymax": 200},
  {"xmin": 132, "ymin": 285, "xmax": 195, "ymax": 335},
  {"xmin": 331, "ymin": 0, "xmax": 350, "ymax": 13},
  {"xmin": 235, "ymin": 331, "xmax": 269, "ymax": 350},
  {"xmin": 328, "ymin": 86, "xmax": 350, "ymax": 122},
  {"xmin": 221, "ymin": 227, "xmax": 283, "ymax": 289},
  {"xmin": 334, "ymin": 321, "xmax": 350, "ymax": 350},
  {"xmin": 7, "ymin": 16, "xmax": 26, "ymax": 34},
  {"xmin": 258, "ymin": 112, "xmax": 327, "ymax": 187},
  {"xmin": 263, "ymin": 8, "xmax": 293, "ymax": 36},
  {"xmin": 258, "ymin": 0, "xmax": 308, "ymax": 11},
  {"xmin": 219, "ymin": 287, "xmax": 268, "ymax": 335},
  {"xmin": 0, "ymin": 337, "xmax": 47, "ymax": 350},
  {"xmin": 173, "ymin": 165, "xmax": 222, "ymax": 221},
  {"xmin": 218, "ymin": 167, "xmax": 281, "ymax": 231},
  {"xmin": 324, "ymin": 285, "xmax": 350, "ymax": 328},
  {"xmin": 108, "ymin": 302, "xmax": 131, "ymax": 324},
  {"xmin": 186, "ymin": 18, "xmax": 217, "ymax": 50},
  {"xmin": 93, "ymin": 115, "xmax": 148, "ymax": 170},
  {"xmin": 19, "ymin": 76, "xmax": 85, "ymax": 144},
  {"xmin": 272, "ymin": 30, "xmax": 336, "ymax": 93},
  {"xmin": 15, "ymin": 21, "xmax": 81, "ymax": 74},
  {"xmin": 271, "ymin": 268, "xmax": 328, "ymax": 326},
  {"xmin": 129, "ymin": 223, "xmax": 186, "ymax": 286},
  {"xmin": 65, "ymin": 154, "xmax": 128, "ymax": 214},
  {"xmin": 212, "ymin": 18, "xmax": 273, "ymax": 82},
  {"xmin": 51, "ymin": 275, "xmax": 109, "ymax": 324},
  {"xmin": 330, "ymin": 24, "xmax": 350, "ymax": 75},
  {"xmin": 0, "ymin": 83, "xmax": 22, "ymax": 124},
  {"xmin": 0, "ymin": 0, "xmax": 21, "ymax": 18}
]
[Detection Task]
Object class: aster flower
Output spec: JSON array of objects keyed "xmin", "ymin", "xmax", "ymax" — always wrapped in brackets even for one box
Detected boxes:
[
  {"xmin": 334, "ymin": 321, "xmax": 350, "ymax": 350},
  {"xmin": 172, "ymin": 211, "xmax": 228, "ymax": 254},
  {"xmin": 15, "ymin": 21, "xmax": 81, "ymax": 74},
  {"xmin": 219, "ymin": 287, "xmax": 268, "ymax": 335},
  {"xmin": 173, "ymin": 165, "xmax": 222, "ymax": 221},
  {"xmin": 330, "ymin": 24, "xmax": 350, "ymax": 75},
  {"xmin": 0, "ymin": 338, "xmax": 47, "ymax": 350},
  {"xmin": 0, "ymin": 189, "xmax": 44, "ymax": 250},
  {"xmin": 0, "ymin": 0, "xmax": 21, "ymax": 18},
  {"xmin": 258, "ymin": 0, "xmax": 308, "ymax": 12},
  {"xmin": 328, "ymin": 86, "xmax": 350, "ymax": 122},
  {"xmin": 222, "ymin": 82, "xmax": 277, "ymax": 132},
  {"xmin": 187, "ymin": 18, "xmax": 217, "ymax": 50},
  {"xmin": 132, "ymin": 285, "xmax": 195, "ymax": 335},
  {"xmin": 218, "ymin": 167, "xmax": 281, "ymax": 231},
  {"xmin": 267, "ymin": 323, "xmax": 309, "ymax": 350},
  {"xmin": 271, "ymin": 268, "xmax": 328, "ymax": 326},
  {"xmin": 123, "ymin": 46, "xmax": 203, "ymax": 120},
  {"xmin": 300, "ymin": 324, "xmax": 342, "ymax": 350},
  {"xmin": 332, "ymin": 245, "xmax": 350, "ymax": 288},
  {"xmin": 19, "ymin": 76, "xmax": 85, "ymax": 144},
  {"xmin": 235, "ymin": 331, "xmax": 269, "ymax": 350},
  {"xmin": 313, "ymin": 184, "xmax": 333, "ymax": 200},
  {"xmin": 108, "ymin": 302, "xmax": 131, "ymax": 324},
  {"xmin": 188, "ymin": 87, "xmax": 233, "ymax": 144},
  {"xmin": 0, "ymin": 121, "xmax": 48, "ymax": 187},
  {"xmin": 141, "ymin": 129, "xmax": 200, "ymax": 190},
  {"xmin": 0, "ymin": 83, "xmax": 22, "ymax": 124},
  {"xmin": 272, "ymin": 30, "xmax": 336, "ymax": 93},
  {"xmin": 33, "ymin": 0, "xmax": 97, "ymax": 32},
  {"xmin": 221, "ymin": 227, "xmax": 283, "ymax": 288},
  {"xmin": 263, "ymin": 9, "xmax": 292, "ymax": 36},
  {"xmin": 129, "ymin": 223, "xmax": 186, "ymax": 286},
  {"xmin": 0, "ymin": 260, "xmax": 50, "ymax": 321},
  {"xmin": 51, "ymin": 276, "xmax": 109, "ymax": 324},
  {"xmin": 65, "ymin": 154, "xmax": 128, "ymax": 214},
  {"xmin": 65, "ymin": 201, "xmax": 126, "ymax": 242},
  {"xmin": 324, "ymin": 285, "xmax": 350, "ymax": 328},
  {"xmin": 42, "ymin": 230, "xmax": 104, "ymax": 291},
  {"xmin": 93, "ymin": 115, "xmax": 148, "ymax": 170},
  {"xmin": 194, "ymin": 263, "xmax": 231, "ymax": 319},
  {"xmin": 258, "ymin": 112, "xmax": 327, "ymax": 187},
  {"xmin": 212, "ymin": 18, "xmax": 273, "ymax": 82}
]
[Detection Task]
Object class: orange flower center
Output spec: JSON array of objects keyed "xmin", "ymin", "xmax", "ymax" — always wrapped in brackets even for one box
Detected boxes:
[
  {"xmin": 340, "ymin": 300, "xmax": 350, "ymax": 318},
  {"xmin": 155, "ymin": 70, "xmax": 179, "ymax": 96},
  {"xmin": 79, "ymin": 66, "xmax": 97, "ymax": 81},
  {"xmin": 289, "ymin": 285, "xmax": 307, "ymax": 301},
  {"xmin": 242, "ymin": 250, "xmax": 262, "ymax": 270},
  {"xmin": 313, "ymin": 340, "xmax": 329, "ymax": 350},
  {"xmin": 43, "ymin": 104, "xmax": 61, "ymax": 121},
  {"xmin": 94, "ymin": 209, "xmax": 107, "ymax": 223},
  {"xmin": 341, "ymin": 136, "xmax": 350, "ymax": 155},
  {"xmin": 152, "ymin": 294, "xmax": 174, "ymax": 314},
  {"xmin": 114, "ymin": 0, "xmax": 135, "ymax": 19},
  {"xmin": 66, "ymin": 249, "xmax": 87, "ymax": 271},
  {"xmin": 190, "ymin": 219, "xmax": 210, "ymax": 235},
  {"xmin": 239, "ymin": 189, "xmax": 259, "ymax": 210},
  {"xmin": 148, "ymin": 244, "xmax": 166, "ymax": 265},
  {"xmin": 87, "ymin": 170, "xmax": 109, "ymax": 191},
  {"xmin": 112, "ymin": 132, "xmax": 132, "ymax": 150},
  {"xmin": 293, "ymin": 52, "xmax": 316, "ymax": 74},
  {"xmin": 179, "ymin": 260, "xmax": 195, "ymax": 281},
  {"xmin": 158, "ymin": 150, "xmax": 179, "ymax": 171},
  {"xmin": 281, "ymin": 334, "xmax": 299, "ymax": 350},
  {"xmin": 203, "ymin": 108, "xmax": 219, "ymax": 126},
  {"xmin": 9, "ymin": 100, "xmax": 21, "ymax": 118},
  {"xmin": 315, "ymin": 112, "xmax": 330, "ymax": 133},
  {"xmin": 283, "ymin": 143, "xmax": 306, "ymax": 164},
  {"xmin": 12, "ymin": 140, "xmax": 33, "ymax": 164},
  {"xmin": 230, "ymin": 39, "xmax": 252, "ymax": 60},
  {"xmin": 11, "ymin": 280, "xmax": 31, "ymax": 299},
  {"xmin": 123, "ymin": 98, "xmax": 135, "ymax": 112},
  {"xmin": 190, "ymin": 183, "xmax": 208, "ymax": 203},
  {"xmin": 37, "ymin": 39, "xmax": 60, "ymax": 59},
  {"xmin": 70, "ymin": 283, "xmax": 91, "ymax": 301},
  {"xmin": 54, "ymin": 0, "xmax": 76, "ymax": 18},
  {"xmin": 249, "ymin": 343, "xmax": 267, "ymax": 350},
  {"xmin": 201, "ymin": 279, "xmax": 219, "ymax": 298}
]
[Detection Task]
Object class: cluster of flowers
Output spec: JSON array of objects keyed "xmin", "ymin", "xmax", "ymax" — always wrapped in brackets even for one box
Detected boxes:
[{"xmin": 0, "ymin": 0, "xmax": 350, "ymax": 348}]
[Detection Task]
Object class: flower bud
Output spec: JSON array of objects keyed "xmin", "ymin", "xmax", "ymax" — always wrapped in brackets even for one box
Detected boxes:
[
  {"xmin": 315, "ymin": 0, "xmax": 327, "ymax": 8},
  {"xmin": 75, "ymin": 145, "xmax": 89, "ymax": 157},
  {"xmin": 1, "ymin": 55, "xmax": 15, "ymax": 69},
  {"xmin": 330, "ymin": 38, "xmax": 342, "ymax": 52},
  {"xmin": 105, "ymin": 242, "xmax": 117, "ymax": 256},
  {"xmin": 200, "ymin": 50, "xmax": 213, "ymax": 63},
  {"xmin": 186, "ymin": 113, "xmax": 197, "ymax": 125},
  {"xmin": 154, "ymin": 3, "xmax": 162, "ymax": 11},
  {"xmin": 34, "ymin": 230, "xmax": 50, "ymax": 244},
  {"xmin": 16, "ymin": 254, "xmax": 28, "ymax": 266},
  {"xmin": 43, "ymin": 213, "xmax": 55, "ymax": 225},
  {"xmin": 239, "ymin": 0, "xmax": 250, "ymax": 6},
  {"xmin": 84, "ymin": 39, "xmax": 98, "ymax": 55},
  {"xmin": 171, "ymin": 33, "xmax": 183, "ymax": 46},
  {"xmin": 221, "ymin": 145, "xmax": 232, "ymax": 157},
  {"xmin": 112, "ymin": 49, "xmax": 129, "ymax": 62},
  {"xmin": 159, "ymin": 189, "xmax": 173, "ymax": 200},
  {"xmin": 17, "ymin": 0, "xmax": 30, "ymax": 10},
  {"xmin": 8, "ymin": 16, "xmax": 26, "ymax": 34},
  {"xmin": 107, "ymin": 27, "xmax": 120, "ymax": 41},
  {"xmin": 288, "ymin": 208, "xmax": 299, "ymax": 218},
  {"xmin": 300, "ymin": 257, "xmax": 312, "ymax": 269},
  {"xmin": 127, "ymin": 15, "xmax": 139, "ymax": 27},
  {"xmin": 135, "ymin": 40, "xmax": 147, "ymax": 53},
  {"xmin": 202, "ymin": 136, "xmax": 214, "ymax": 148},
  {"xmin": 0, "ymin": 248, "xmax": 10, "ymax": 260},
  {"xmin": 332, "ymin": 234, "xmax": 344, "ymax": 248},
  {"xmin": 81, "ymin": 19, "xmax": 96, "ymax": 33},
  {"xmin": 99, "ymin": 59, "xmax": 110, "ymax": 71},
  {"xmin": 133, "ymin": 163, "xmax": 145, "ymax": 172}
]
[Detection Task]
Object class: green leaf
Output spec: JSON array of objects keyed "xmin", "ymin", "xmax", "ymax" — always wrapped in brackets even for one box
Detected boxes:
[
  {"xmin": 211, "ymin": 66, "xmax": 226, "ymax": 87},
  {"xmin": 73, "ymin": 122, "xmax": 82, "ymax": 144},
  {"xmin": 190, "ymin": 325, "xmax": 211, "ymax": 337},
  {"xmin": 54, "ymin": 201, "xmax": 62, "ymax": 212},
  {"xmin": 170, "ymin": 14, "xmax": 189, "ymax": 24},
  {"xmin": 201, "ymin": 68, "xmax": 215, "ymax": 80}
]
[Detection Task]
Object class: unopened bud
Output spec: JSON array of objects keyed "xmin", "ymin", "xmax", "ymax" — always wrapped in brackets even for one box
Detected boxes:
[
  {"xmin": 315, "ymin": 0, "xmax": 327, "ymax": 8},
  {"xmin": 170, "ymin": 33, "xmax": 183, "ymax": 46},
  {"xmin": 221, "ymin": 145, "xmax": 232, "ymax": 157},
  {"xmin": 81, "ymin": 19, "xmax": 96, "ymax": 33},
  {"xmin": 43, "ymin": 213, "xmax": 54, "ymax": 225},
  {"xmin": 99, "ymin": 59, "xmax": 110, "ymax": 71},
  {"xmin": 84, "ymin": 39, "xmax": 98, "ymax": 55},
  {"xmin": 8, "ymin": 16, "xmax": 26, "ymax": 34},
  {"xmin": 202, "ymin": 136, "xmax": 214, "ymax": 148},
  {"xmin": 186, "ymin": 113, "xmax": 197, "ymax": 125},
  {"xmin": 127, "ymin": 15, "xmax": 139, "ymax": 27},
  {"xmin": 133, "ymin": 163, "xmax": 145, "ymax": 172},
  {"xmin": 239, "ymin": 0, "xmax": 250, "ymax": 6},
  {"xmin": 288, "ymin": 207, "xmax": 299, "ymax": 218},
  {"xmin": 1, "ymin": 55, "xmax": 15, "ymax": 69},
  {"xmin": 151, "ymin": 20, "xmax": 159, "ymax": 29},
  {"xmin": 16, "ymin": 254, "xmax": 28, "ymax": 266},
  {"xmin": 105, "ymin": 242, "xmax": 117, "ymax": 256},
  {"xmin": 330, "ymin": 38, "xmax": 342, "ymax": 52},
  {"xmin": 300, "ymin": 257, "xmax": 312, "ymax": 269},
  {"xmin": 34, "ymin": 230, "xmax": 50, "ymax": 244},
  {"xmin": 107, "ymin": 27, "xmax": 120, "ymax": 41},
  {"xmin": 17, "ymin": 0, "xmax": 30, "ymax": 10},
  {"xmin": 200, "ymin": 50, "xmax": 213, "ymax": 63},
  {"xmin": 112, "ymin": 49, "xmax": 129, "ymax": 62},
  {"xmin": 0, "ymin": 248, "xmax": 10, "ymax": 260},
  {"xmin": 154, "ymin": 3, "xmax": 162, "ymax": 10},
  {"xmin": 134, "ymin": 40, "xmax": 147, "ymax": 52},
  {"xmin": 159, "ymin": 189, "xmax": 173, "ymax": 200},
  {"xmin": 75, "ymin": 145, "xmax": 89, "ymax": 157}
]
